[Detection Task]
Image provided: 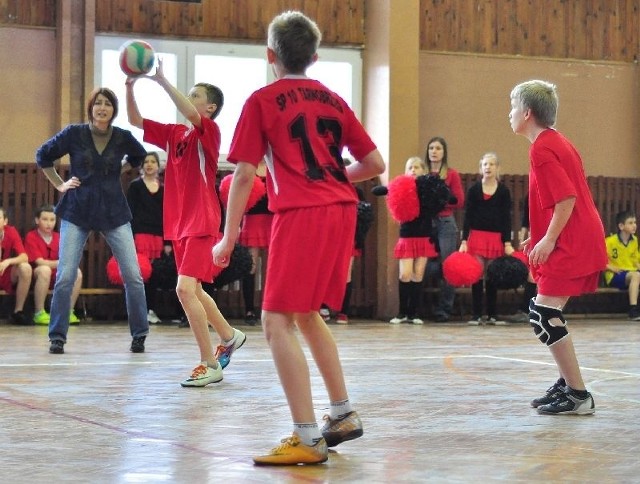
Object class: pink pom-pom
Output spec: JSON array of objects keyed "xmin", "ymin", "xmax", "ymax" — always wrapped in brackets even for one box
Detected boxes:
[
  {"xmin": 106, "ymin": 254, "xmax": 152, "ymax": 286},
  {"xmin": 511, "ymin": 250, "xmax": 529, "ymax": 268},
  {"xmin": 386, "ymin": 175, "xmax": 419, "ymax": 223},
  {"xmin": 442, "ymin": 252, "xmax": 483, "ymax": 287},
  {"xmin": 218, "ymin": 174, "xmax": 266, "ymax": 212}
]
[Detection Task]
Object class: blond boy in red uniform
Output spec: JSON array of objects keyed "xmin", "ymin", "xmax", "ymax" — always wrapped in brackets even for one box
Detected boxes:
[{"xmin": 509, "ymin": 79, "xmax": 607, "ymax": 415}]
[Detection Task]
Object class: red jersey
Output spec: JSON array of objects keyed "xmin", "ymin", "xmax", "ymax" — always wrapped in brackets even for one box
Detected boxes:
[
  {"xmin": 143, "ymin": 117, "xmax": 221, "ymax": 240},
  {"xmin": 528, "ymin": 129, "xmax": 607, "ymax": 278},
  {"xmin": 25, "ymin": 229, "xmax": 60, "ymax": 263},
  {"xmin": 0, "ymin": 225, "xmax": 26, "ymax": 261},
  {"xmin": 436, "ymin": 168, "xmax": 465, "ymax": 217},
  {"xmin": 228, "ymin": 77, "xmax": 377, "ymax": 212}
]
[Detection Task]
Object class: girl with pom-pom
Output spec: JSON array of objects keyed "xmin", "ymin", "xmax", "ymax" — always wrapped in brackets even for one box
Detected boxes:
[
  {"xmin": 126, "ymin": 151, "xmax": 165, "ymax": 324},
  {"xmin": 459, "ymin": 152, "xmax": 514, "ymax": 325},
  {"xmin": 219, "ymin": 164, "xmax": 269, "ymax": 326},
  {"xmin": 238, "ymin": 162, "xmax": 272, "ymax": 325},
  {"xmin": 389, "ymin": 156, "xmax": 438, "ymax": 324}
]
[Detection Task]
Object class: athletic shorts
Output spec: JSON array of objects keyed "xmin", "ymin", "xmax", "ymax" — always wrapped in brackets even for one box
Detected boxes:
[
  {"xmin": 0, "ymin": 268, "xmax": 16, "ymax": 294},
  {"xmin": 534, "ymin": 271, "xmax": 600, "ymax": 297},
  {"xmin": 172, "ymin": 234, "xmax": 220, "ymax": 283},
  {"xmin": 609, "ymin": 271, "xmax": 632, "ymax": 290},
  {"xmin": 134, "ymin": 233, "xmax": 164, "ymax": 260},
  {"xmin": 394, "ymin": 237, "xmax": 438, "ymax": 259},
  {"xmin": 467, "ymin": 229, "xmax": 503, "ymax": 259},
  {"xmin": 263, "ymin": 203, "xmax": 356, "ymax": 313},
  {"xmin": 239, "ymin": 214, "xmax": 273, "ymax": 248}
]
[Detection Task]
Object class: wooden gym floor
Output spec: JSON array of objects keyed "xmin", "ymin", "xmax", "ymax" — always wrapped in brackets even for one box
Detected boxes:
[{"xmin": 1, "ymin": 316, "xmax": 638, "ymax": 483}]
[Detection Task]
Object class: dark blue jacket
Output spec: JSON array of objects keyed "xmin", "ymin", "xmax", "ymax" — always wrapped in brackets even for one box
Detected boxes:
[{"xmin": 36, "ymin": 124, "xmax": 146, "ymax": 231}]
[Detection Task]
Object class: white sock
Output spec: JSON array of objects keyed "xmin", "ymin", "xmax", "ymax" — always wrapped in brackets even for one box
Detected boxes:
[
  {"xmin": 330, "ymin": 399, "xmax": 352, "ymax": 419},
  {"xmin": 224, "ymin": 329, "xmax": 237, "ymax": 346},
  {"xmin": 293, "ymin": 423, "xmax": 321, "ymax": 445}
]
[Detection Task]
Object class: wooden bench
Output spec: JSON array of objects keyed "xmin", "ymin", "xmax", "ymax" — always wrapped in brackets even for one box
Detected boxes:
[{"xmin": 3, "ymin": 162, "xmax": 639, "ymax": 319}]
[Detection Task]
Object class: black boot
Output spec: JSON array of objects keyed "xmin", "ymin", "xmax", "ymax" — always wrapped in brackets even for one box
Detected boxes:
[
  {"xmin": 470, "ymin": 280, "xmax": 484, "ymax": 323},
  {"xmin": 242, "ymin": 273, "xmax": 257, "ymax": 325}
]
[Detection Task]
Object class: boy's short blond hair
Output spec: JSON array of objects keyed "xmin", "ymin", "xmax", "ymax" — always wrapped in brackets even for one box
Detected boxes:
[
  {"xmin": 267, "ymin": 11, "xmax": 321, "ymax": 74},
  {"xmin": 510, "ymin": 80, "xmax": 558, "ymax": 128}
]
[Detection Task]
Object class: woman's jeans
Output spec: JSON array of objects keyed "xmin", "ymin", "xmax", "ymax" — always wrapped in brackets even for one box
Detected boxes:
[
  {"xmin": 434, "ymin": 215, "xmax": 458, "ymax": 317},
  {"xmin": 49, "ymin": 220, "xmax": 149, "ymax": 342}
]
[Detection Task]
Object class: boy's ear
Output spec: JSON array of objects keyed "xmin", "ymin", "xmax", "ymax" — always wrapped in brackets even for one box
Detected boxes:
[
  {"xmin": 207, "ymin": 103, "xmax": 216, "ymax": 116},
  {"xmin": 267, "ymin": 47, "xmax": 276, "ymax": 64}
]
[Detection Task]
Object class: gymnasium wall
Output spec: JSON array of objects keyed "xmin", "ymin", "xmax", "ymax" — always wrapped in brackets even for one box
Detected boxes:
[
  {"xmin": 419, "ymin": 52, "xmax": 639, "ymax": 177},
  {"xmin": 0, "ymin": 0, "xmax": 638, "ymax": 176},
  {"xmin": 0, "ymin": 28, "xmax": 57, "ymax": 164}
]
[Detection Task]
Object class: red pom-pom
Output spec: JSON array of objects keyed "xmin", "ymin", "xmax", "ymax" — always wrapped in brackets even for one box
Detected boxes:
[
  {"xmin": 442, "ymin": 252, "xmax": 483, "ymax": 287},
  {"xmin": 386, "ymin": 175, "xmax": 419, "ymax": 223},
  {"xmin": 245, "ymin": 176, "xmax": 267, "ymax": 211},
  {"xmin": 106, "ymin": 254, "xmax": 152, "ymax": 286},
  {"xmin": 218, "ymin": 174, "xmax": 267, "ymax": 212},
  {"xmin": 511, "ymin": 250, "xmax": 529, "ymax": 268},
  {"xmin": 218, "ymin": 174, "xmax": 233, "ymax": 208}
]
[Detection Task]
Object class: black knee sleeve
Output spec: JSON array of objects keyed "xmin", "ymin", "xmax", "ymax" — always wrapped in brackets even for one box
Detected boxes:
[{"xmin": 529, "ymin": 301, "xmax": 569, "ymax": 347}]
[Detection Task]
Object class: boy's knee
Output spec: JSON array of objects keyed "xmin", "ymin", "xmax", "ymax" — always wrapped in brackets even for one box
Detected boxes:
[
  {"xmin": 17, "ymin": 263, "xmax": 33, "ymax": 280},
  {"xmin": 34, "ymin": 265, "xmax": 52, "ymax": 278},
  {"xmin": 175, "ymin": 285, "xmax": 195, "ymax": 301},
  {"xmin": 628, "ymin": 271, "xmax": 640, "ymax": 285}
]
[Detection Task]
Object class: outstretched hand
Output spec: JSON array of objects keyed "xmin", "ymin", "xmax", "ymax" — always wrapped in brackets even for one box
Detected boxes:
[{"xmin": 125, "ymin": 57, "xmax": 165, "ymax": 85}]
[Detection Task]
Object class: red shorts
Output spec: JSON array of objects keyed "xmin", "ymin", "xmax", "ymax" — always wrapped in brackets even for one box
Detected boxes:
[
  {"xmin": 467, "ymin": 230, "xmax": 503, "ymax": 259},
  {"xmin": 0, "ymin": 268, "xmax": 16, "ymax": 294},
  {"xmin": 172, "ymin": 234, "xmax": 220, "ymax": 283},
  {"xmin": 394, "ymin": 237, "xmax": 438, "ymax": 259},
  {"xmin": 134, "ymin": 234, "xmax": 164, "ymax": 260},
  {"xmin": 239, "ymin": 214, "xmax": 273, "ymax": 248},
  {"xmin": 534, "ymin": 271, "xmax": 600, "ymax": 297},
  {"xmin": 263, "ymin": 203, "xmax": 356, "ymax": 313}
]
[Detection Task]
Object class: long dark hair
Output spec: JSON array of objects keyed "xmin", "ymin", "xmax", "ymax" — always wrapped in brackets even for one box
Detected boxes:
[{"xmin": 425, "ymin": 136, "xmax": 449, "ymax": 178}]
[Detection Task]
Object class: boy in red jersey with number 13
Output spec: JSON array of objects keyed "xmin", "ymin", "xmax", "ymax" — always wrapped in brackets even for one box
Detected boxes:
[{"xmin": 214, "ymin": 11, "xmax": 384, "ymax": 466}]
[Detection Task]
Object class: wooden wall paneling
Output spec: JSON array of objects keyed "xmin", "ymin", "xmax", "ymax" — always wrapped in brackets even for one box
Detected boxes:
[
  {"xmin": 418, "ymin": 0, "xmax": 639, "ymax": 62},
  {"xmin": 495, "ymin": 0, "xmax": 511, "ymax": 54},
  {"xmin": 538, "ymin": 0, "xmax": 557, "ymax": 57},
  {"xmin": 602, "ymin": 1, "xmax": 618, "ymax": 59},
  {"xmin": 421, "ymin": 0, "xmax": 448, "ymax": 51},
  {"xmin": 589, "ymin": 0, "xmax": 604, "ymax": 60},
  {"xmin": 93, "ymin": 0, "xmax": 364, "ymax": 46},
  {"xmin": 5, "ymin": 0, "xmax": 640, "ymax": 61},
  {"xmin": 629, "ymin": 0, "xmax": 640, "ymax": 60},
  {"xmin": 0, "ymin": 0, "xmax": 54, "ymax": 27},
  {"xmin": 515, "ymin": 0, "xmax": 534, "ymax": 57},
  {"xmin": 477, "ymin": 0, "xmax": 497, "ymax": 53},
  {"xmin": 95, "ymin": 0, "xmax": 111, "ymax": 31}
]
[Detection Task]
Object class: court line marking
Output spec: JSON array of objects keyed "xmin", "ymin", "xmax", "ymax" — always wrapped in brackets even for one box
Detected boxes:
[{"xmin": 0, "ymin": 353, "xmax": 638, "ymax": 379}]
